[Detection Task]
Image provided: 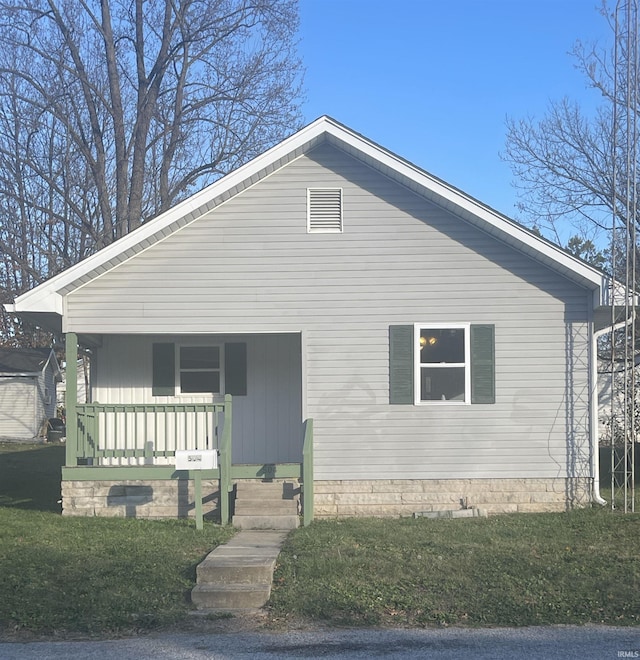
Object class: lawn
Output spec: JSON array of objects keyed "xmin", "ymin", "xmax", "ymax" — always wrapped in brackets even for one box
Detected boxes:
[
  {"xmin": 1, "ymin": 441, "xmax": 639, "ymax": 637},
  {"xmin": 0, "ymin": 442, "xmax": 234, "ymax": 637},
  {"xmin": 268, "ymin": 510, "xmax": 640, "ymax": 628}
]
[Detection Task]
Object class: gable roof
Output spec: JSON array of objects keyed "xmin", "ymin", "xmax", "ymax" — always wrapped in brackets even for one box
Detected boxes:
[
  {"xmin": 0, "ymin": 347, "xmax": 60, "ymax": 377},
  {"xmin": 7, "ymin": 115, "xmax": 609, "ymax": 324}
]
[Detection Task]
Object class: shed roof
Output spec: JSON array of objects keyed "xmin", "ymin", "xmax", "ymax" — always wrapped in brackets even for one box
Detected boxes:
[{"xmin": 0, "ymin": 347, "xmax": 59, "ymax": 377}]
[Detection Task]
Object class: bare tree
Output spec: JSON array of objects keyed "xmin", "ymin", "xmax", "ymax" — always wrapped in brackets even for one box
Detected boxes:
[
  {"xmin": 503, "ymin": 1, "xmax": 633, "ymax": 248},
  {"xmin": 0, "ymin": 0, "xmax": 303, "ymax": 337}
]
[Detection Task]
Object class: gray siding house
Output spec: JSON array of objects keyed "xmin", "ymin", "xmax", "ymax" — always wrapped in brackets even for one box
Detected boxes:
[
  {"xmin": 7, "ymin": 117, "xmax": 612, "ymax": 520},
  {"xmin": 0, "ymin": 348, "xmax": 61, "ymax": 441}
]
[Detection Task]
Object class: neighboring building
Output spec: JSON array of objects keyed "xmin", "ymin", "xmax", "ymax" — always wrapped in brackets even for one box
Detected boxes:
[
  {"xmin": 6, "ymin": 117, "xmax": 614, "ymax": 521},
  {"xmin": 0, "ymin": 347, "xmax": 61, "ymax": 442},
  {"xmin": 57, "ymin": 358, "xmax": 89, "ymax": 410}
]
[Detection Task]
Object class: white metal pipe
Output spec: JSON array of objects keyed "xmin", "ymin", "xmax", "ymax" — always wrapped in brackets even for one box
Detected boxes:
[{"xmin": 592, "ymin": 316, "xmax": 635, "ymax": 506}]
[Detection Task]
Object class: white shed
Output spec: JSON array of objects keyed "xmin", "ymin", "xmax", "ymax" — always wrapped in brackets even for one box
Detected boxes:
[{"xmin": 0, "ymin": 348, "xmax": 61, "ymax": 442}]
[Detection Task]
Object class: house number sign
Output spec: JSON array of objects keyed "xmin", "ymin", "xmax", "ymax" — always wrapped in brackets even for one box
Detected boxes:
[
  {"xmin": 175, "ymin": 450, "xmax": 217, "ymax": 530},
  {"xmin": 175, "ymin": 450, "xmax": 217, "ymax": 471}
]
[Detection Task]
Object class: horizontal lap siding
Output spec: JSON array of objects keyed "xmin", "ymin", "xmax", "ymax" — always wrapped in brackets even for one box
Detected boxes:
[{"xmin": 67, "ymin": 144, "xmax": 591, "ymax": 480}]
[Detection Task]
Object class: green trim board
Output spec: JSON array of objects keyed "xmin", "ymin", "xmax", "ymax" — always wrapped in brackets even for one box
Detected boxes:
[
  {"xmin": 65, "ymin": 333, "xmax": 78, "ymax": 467},
  {"xmin": 61, "ymin": 464, "xmax": 302, "ymax": 481},
  {"xmin": 302, "ymin": 418, "xmax": 314, "ymax": 526},
  {"xmin": 62, "ymin": 466, "xmax": 220, "ymax": 480}
]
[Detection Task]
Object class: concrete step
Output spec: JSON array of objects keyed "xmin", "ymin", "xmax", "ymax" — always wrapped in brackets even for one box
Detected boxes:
[
  {"xmin": 192, "ymin": 530, "xmax": 287, "ymax": 612},
  {"xmin": 191, "ymin": 583, "xmax": 272, "ymax": 610},
  {"xmin": 232, "ymin": 513, "xmax": 299, "ymax": 530},
  {"xmin": 196, "ymin": 555, "xmax": 277, "ymax": 585},
  {"xmin": 235, "ymin": 481, "xmax": 299, "ymax": 498},
  {"xmin": 234, "ymin": 498, "xmax": 298, "ymax": 514},
  {"xmin": 215, "ymin": 529, "xmax": 289, "ymax": 547}
]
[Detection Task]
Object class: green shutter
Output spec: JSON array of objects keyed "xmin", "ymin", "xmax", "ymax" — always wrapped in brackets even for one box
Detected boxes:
[
  {"xmin": 470, "ymin": 324, "xmax": 495, "ymax": 404},
  {"xmin": 225, "ymin": 342, "xmax": 247, "ymax": 396},
  {"xmin": 152, "ymin": 343, "xmax": 175, "ymax": 396},
  {"xmin": 389, "ymin": 325, "xmax": 414, "ymax": 404}
]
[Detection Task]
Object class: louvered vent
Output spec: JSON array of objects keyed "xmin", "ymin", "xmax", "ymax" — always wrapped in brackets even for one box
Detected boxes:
[{"xmin": 307, "ymin": 188, "xmax": 343, "ymax": 232}]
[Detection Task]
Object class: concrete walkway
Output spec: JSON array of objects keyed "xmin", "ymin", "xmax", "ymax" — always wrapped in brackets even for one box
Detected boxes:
[{"xmin": 191, "ymin": 530, "xmax": 289, "ymax": 610}]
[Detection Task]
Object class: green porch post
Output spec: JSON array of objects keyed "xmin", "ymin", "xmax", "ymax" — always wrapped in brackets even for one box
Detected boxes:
[
  {"xmin": 65, "ymin": 332, "xmax": 78, "ymax": 467},
  {"xmin": 302, "ymin": 418, "xmax": 314, "ymax": 526},
  {"xmin": 219, "ymin": 394, "xmax": 233, "ymax": 524}
]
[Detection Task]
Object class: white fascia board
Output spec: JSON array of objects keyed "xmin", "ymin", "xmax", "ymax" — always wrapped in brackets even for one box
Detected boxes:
[{"xmin": 8, "ymin": 289, "xmax": 63, "ymax": 315}]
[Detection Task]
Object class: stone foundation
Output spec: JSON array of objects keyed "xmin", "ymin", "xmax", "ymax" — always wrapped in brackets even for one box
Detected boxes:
[
  {"xmin": 61, "ymin": 479, "xmax": 219, "ymax": 519},
  {"xmin": 313, "ymin": 478, "xmax": 593, "ymax": 518},
  {"xmin": 62, "ymin": 476, "xmax": 593, "ymax": 520}
]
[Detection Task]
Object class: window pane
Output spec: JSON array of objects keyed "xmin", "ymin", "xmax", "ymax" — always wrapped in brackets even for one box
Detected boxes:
[
  {"xmin": 180, "ymin": 371, "xmax": 220, "ymax": 394},
  {"xmin": 420, "ymin": 328, "xmax": 465, "ymax": 364},
  {"xmin": 420, "ymin": 367, "xmax": 466, "ymax": 401},
  {"xmin": 180, "ymin": 346, "xmax": 220, "ymax": 370}
]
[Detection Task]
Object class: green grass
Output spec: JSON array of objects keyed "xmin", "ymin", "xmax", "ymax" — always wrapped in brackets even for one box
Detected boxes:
[
  {"xmin": 0, "ymin": 442, "xmax": 234, "ymax": 637},
  {"xmin": 269, "ymin": 512, "xmax": 640, "ymax": 628},
  {"xmin": 0, "ymin": 442, "xmax": 66, "ymax": 511},
  {"xmin": 2, "ymin": 442, "xmax": 640, "ymax": 635}
]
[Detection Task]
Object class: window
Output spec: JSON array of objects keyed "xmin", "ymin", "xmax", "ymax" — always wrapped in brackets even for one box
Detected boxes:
[
  {"xmin": 179, "ymin": 346, "xmax": 220, "ymax": 394},
  {"xmin": 307, "ymin": 188, "xmax": 343, "ymax": 232},
  {"xmin": 389, "ymin": 324, "xmax": 495, "ymax": 405},
  {"xmin": 152, "ymin": 342, "xmax": 247, "ymax": 397},
  {"xmin": 417, "ymin": 325, "xmax": 469, "ymax": 403}
]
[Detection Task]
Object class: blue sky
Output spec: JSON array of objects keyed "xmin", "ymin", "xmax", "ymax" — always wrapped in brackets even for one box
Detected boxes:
[{"xmin": 298, "ymin": 0, "xmax": 611, "ymax": 234}]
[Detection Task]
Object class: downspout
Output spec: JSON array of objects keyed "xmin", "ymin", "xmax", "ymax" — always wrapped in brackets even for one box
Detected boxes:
[{"xmin": 592, "ymin": 315, "xmax": 634, "ymax": 506}]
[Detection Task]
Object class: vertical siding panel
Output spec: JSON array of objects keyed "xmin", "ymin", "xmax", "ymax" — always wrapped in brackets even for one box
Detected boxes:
[{"xmin": 94, "ymin": 334, "xmax": 302, "ymax": 464}]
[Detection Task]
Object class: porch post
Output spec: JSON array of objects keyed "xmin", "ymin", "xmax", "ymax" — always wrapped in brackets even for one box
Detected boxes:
[
  {"xmin": 219, "ymin": 394, "xmax": 233, "ymax": 524},
  {"xmin": 302, "ymin": 418, "xmax": 314, "ymax": 526},
  {"xmin": 65, "ymin": 332, "xmax": 78, "ymax": 467}
]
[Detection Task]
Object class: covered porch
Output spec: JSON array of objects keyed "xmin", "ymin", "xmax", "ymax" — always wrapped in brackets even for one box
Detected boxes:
[{"xmin": 62, "ymin": 332, "xmax": 314, "ymax": 525}]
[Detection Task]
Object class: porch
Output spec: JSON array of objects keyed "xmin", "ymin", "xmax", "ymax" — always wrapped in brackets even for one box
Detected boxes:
[{"xmin": 62, "ymin": 334, "xmax": 314, "ymax": 525}]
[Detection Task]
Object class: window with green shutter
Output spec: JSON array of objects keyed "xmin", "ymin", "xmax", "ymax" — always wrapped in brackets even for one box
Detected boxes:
[
  {"xmin": 389, "ymin": 324, "xmax": 495, "ymax": 405},
  {"xmin": 152, "ymin": 342, "xmax": 247, "ymax": 397}
]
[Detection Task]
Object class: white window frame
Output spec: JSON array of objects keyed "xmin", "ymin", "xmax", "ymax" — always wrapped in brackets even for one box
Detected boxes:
[
  {"xmin": 176, "ymin": 343, "xmax": 224, "ymax": 396},
  {"xmin": 414, "ymin": 323, "xmax": 470, "ymax": 405},
  {"xmin": 307, "ymin": 187, "xmax": 343, "ymax": 233}
]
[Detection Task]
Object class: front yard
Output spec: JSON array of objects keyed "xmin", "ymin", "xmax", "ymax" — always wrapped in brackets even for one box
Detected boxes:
[{"xmin": 1, "ymin": 442, "xmax": 639, "ymax": 637}]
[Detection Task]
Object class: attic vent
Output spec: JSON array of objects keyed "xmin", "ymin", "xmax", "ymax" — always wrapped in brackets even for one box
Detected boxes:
[{"xmin": 307, "ymin": 188, "xmax": 343, "ymax": 233}]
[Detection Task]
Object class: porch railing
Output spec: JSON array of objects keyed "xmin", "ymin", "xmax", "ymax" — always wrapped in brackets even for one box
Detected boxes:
[
  {"xmin": 68, "ymin": 395, "xmax": 234, "ymax": 523},
  {"xmin": 71, "ymin": 399, "xmax": 230, "ymax": 462}
]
